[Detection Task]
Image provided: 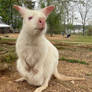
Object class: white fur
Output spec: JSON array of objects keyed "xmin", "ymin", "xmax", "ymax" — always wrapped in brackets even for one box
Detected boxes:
[
  {"xmin": 16, "ymin": 6, "xmax": 85, "ymax": 92},
  {"xmin": 16, "ymin": 7, "xmax": 58, "ymax": 87}
]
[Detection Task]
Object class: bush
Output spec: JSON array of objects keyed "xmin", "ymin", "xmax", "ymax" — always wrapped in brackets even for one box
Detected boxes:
[{"xmin": 86, "ymin": 26, "xmax": 92, "ymax": 36}]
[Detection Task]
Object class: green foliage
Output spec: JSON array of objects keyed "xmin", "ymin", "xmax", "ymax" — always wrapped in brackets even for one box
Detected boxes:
[
  {"xmin": 0, "ymin": 0, "xmax": 18, "ymax": 24},
  {"xmin": 24, "ymin": 0, "xmax": 35, "ymax": 9},
  {"xmin": 66, "ymin": 24, "xmax": 74, "ymax": 30},
  {"xmin": 60, "ymin": 57, "xmax": 88, "ymax": 65},
  {"xmin": 40, "ymin": 0, "xmax": 62, "ymax": 35},
  {"xmin": 0, "ymin": 0, "xmax": 35, "ymax": 29},
  {"xmin": 39, "ymin": 0, "xmax": 76, "ymax": 35},
  {"xmin": 47, "ymin": 10, "xmax": 61, "ymax": 34},
  {"xmin": 86, "ymin": 26, "xmax": 92, "ymax": 36}
]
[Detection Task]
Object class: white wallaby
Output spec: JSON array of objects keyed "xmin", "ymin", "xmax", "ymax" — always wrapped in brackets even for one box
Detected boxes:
[{"xmin": 14, "ymin": 5, "xmax": 85, "ymax": 92}]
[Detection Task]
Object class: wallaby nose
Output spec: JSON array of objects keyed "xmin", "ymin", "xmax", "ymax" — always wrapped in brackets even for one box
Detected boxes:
[{"xmin": 38, "ymin": 18, "xmax": 45, "ymax": 30}]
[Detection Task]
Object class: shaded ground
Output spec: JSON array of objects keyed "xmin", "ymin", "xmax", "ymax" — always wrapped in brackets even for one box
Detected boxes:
[{"xmin": 0, "ymin": 34, "xmax": 92, "ymax": 92}]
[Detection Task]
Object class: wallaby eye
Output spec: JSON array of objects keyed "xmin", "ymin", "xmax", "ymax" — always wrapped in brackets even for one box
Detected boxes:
[{"xmin": 28, "ymin": 16, "xmax": 33, "ymax": 20}]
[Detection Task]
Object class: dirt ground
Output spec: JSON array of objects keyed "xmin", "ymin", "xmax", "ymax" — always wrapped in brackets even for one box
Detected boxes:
[{"xmin": 0, "ymin": 34, "xmax": 92, "ymax": 92}]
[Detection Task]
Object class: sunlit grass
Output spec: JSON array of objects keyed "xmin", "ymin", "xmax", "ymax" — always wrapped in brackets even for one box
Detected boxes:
[
  {"xmin": 49, "ymin": 35, "xmax": 92, "ymax": 45},
  {"xmin": 0, "ymin": 38, "xmax": 17, "ymax": 63},
  {"xmin": 70, "ymin": 35, "xmax": 92, "ymax": 43},
  {"xmin": 59, "ymin": 57, "xmax": 88, "ymax": 65},
  {"xmin": 0, "ymin": 52, "xmax": 17, "ymax": 63}
]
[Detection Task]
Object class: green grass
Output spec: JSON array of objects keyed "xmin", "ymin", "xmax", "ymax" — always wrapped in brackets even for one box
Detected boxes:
[
  {"xmin": 0, "ymin": 37, "xmax": 16, "ymax": 41},
  {"xmin": 0, "ymin": 52, "xmax": 17, "ymax": 63},
  {"xmin": 70, "ymin": 35, "xmax": 92, "ymax": 43},
  {"xmin": 0, "ymin": 47, "xmax": 4, "ymax": 51},
  {"xmin": 0, "ymin": 38, "xmax": 17, "ymax": 63},
  {"xmin": 86, "ymin": 73, "xmax": 92, "ymax": 76},
  {"xmin": 0, "ymin": 38, "xmax": 16, "ymax": 44},
  {"xmin": 50, "ymin": 35, "xmax": 92, "ymax": 45},
  {"xmin": 60, "ymin": 57, "xmax": 88, "ymax": 65}
]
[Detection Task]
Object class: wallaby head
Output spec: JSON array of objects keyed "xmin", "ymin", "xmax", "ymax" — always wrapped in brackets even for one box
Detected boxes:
[{"xmin": 14, "ymin": 5, "xmax": 55, "ymax": 36}]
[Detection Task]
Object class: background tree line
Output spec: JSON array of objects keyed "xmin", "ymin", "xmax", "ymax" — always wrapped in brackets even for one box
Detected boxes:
[
  {"xmin": 0, "ymin": 0, "xmax": 92, "ymax": 35},
  {"xmin": 39, "ymin": 0, "xmax": 92, "ymax": 36},
  {"xmin": 0, "ymin": 0, "xmax": 35, "ymax": 30}
]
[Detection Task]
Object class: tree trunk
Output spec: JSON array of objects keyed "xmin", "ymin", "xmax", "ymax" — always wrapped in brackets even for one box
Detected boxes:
[{"xmin": 83, "ymin": 25, "xmax": 85, "ymax": 36}]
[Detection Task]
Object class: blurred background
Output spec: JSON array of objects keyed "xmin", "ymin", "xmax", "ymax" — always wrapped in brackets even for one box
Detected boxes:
[{"xmin": 0, "ymin": 0, "xmax": 92, "ymax": 36}]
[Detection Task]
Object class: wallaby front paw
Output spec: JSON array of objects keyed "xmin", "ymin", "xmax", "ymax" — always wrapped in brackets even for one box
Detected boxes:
[{"xmin": 15, "ymin": 77, "xmax": 25, "ymax": 82}]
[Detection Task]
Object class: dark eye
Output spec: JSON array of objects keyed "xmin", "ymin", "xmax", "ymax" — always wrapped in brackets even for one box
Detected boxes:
[{"xmin": 28, "ymin": 16, "xmax": 33, "ymax": 20}]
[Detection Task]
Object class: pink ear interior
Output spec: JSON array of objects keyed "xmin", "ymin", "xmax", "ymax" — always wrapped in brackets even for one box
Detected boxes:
[
  {"xmin": 14, "ymin": 5, "xmax": 21, "ymax": 11},
  {"xmin": 13, "ymin": 5, "xmax": 25, "ymax": 16},
  {"xmin": 43, "ymin": 6, "xmax": 55, "ymax": 17}
]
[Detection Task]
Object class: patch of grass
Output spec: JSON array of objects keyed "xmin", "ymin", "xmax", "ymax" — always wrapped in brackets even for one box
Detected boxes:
[
  {"xmin": 0, "ymin": 47, "xmax": 4, "ymax": 51},
  {"xmin": 0, "ymin": 37, "xmax": 17, "ymax": 63},
  {"xmin": 73, "ymin": 35, "xmax": 92, "ymax": 43},
  {"xmin": 0, "ymin": 38, "xmax": 16, "ymax": 44},
  {"xmin": 0, "ymin": 38, "xmax": 16, "ymax": 41},
  {"xmin": 55, "ymin": 45, "xmax": 67, "ymax": 50},
  {"xmin": 85, "ymin": 73, "xmax": 92, "ymax": 76},
  {"xmin": 60, "ymin": 57, "xmax": 88, "ymax": 65},
  {"xmin": 0, "ymin": 52, "xmax": 17, "ymax": 63},
  {"xmin": 49, "ymin": 35, "xmax": 92, "ymax": 45}
]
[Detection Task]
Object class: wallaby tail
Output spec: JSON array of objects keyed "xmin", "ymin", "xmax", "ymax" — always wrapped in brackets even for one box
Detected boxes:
[{"xmin": 54, "ymin": 68, "xmax": 85, "ymax": 81}]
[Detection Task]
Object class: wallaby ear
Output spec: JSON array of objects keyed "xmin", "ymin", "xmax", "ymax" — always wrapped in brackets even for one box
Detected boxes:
[
  {"xmin": 42, "ymin": 5, "xmax": 55, "ymax": 17},
  {"xmin": 13, "ymin": 5, "xmax": 25, "ymax": 17}
]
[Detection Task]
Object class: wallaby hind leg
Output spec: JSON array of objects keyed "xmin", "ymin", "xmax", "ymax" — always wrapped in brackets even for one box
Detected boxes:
[
  {"xmin": 54, "ymin": 68, "xmax": 85, "ymax": 81},
  {"xmin": 34, "ymin": 77, "xmax": 50, "ymax": 92}
]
